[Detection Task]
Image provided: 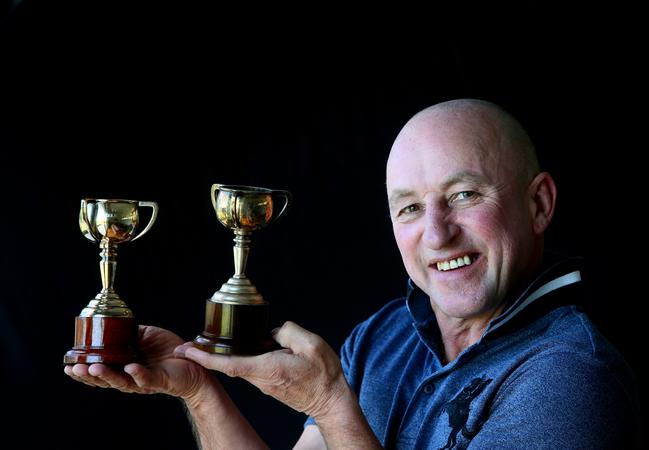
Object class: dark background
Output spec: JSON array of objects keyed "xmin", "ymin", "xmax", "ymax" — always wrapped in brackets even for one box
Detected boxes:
[{"xmin": 1, "ymin": 2, "xmax": 644, "ymax": 448}]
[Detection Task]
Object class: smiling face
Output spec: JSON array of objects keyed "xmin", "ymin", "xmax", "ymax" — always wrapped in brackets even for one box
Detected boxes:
[{"xmin": 387, "ymin": 101, "xmax": 547, "ymax": 322}]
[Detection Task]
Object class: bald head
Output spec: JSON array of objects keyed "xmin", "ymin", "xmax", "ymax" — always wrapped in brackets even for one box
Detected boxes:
[
  {"xmin": 386, "ymin": 99, "xmax": 556, "ymax": 323},
  {"xmin": 388, "ymin": 99, "xmax": 539, "ymax": 189}
]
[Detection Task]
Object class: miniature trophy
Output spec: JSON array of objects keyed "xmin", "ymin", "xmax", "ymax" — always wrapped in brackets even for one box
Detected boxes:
[
  {"xmin": 63, "ymin": 199, "xmax": 158, "ymax": 365},
  {"xmin": 194, "ymin": 184, "xmax": 291, "ymax": 355}
]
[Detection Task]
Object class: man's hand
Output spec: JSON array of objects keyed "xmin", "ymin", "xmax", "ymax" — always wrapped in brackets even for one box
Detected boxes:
[
  {"xmin": 174, "ymin": 321, "xmax": 348, "ymax": 420},
  {"xmin": 64, "ymin": 325, "xmax": 212, "ymax": 401},
  {"xmin": 64, "ymin": 325, "xmax": 271, "ymax": 449},
  {"xmin": 176, "ymin": 321, "xmax": 383, "ymax": 448}
]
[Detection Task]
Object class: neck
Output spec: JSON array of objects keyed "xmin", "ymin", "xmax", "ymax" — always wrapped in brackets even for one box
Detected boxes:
[{"xmin": 434, "ymin": 304, "xmax": 508, "ymax": 364}]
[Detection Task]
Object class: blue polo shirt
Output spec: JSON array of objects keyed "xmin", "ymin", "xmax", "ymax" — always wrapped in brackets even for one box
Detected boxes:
[{"xmin": 306, "ymin": 256, "xmax": 640, "ymax": 449}]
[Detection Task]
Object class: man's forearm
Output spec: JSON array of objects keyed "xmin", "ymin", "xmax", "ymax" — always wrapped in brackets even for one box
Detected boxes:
[
  {"xmin": 313, "ymin": 388, "xmax": 382, "ymax": 449},
  {"xmin": 183, "ymin": 374, "xmax": 269, "ymax": 450}
]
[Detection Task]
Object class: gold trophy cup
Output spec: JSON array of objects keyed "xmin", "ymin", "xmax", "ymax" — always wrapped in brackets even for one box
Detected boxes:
[
  {"xmin": 64, "ymin": 199, "xmax": 158, "ymax": 365},
  {"xmin": 194, "ymin": 184, "xmax": 291, "ymax": 355}
]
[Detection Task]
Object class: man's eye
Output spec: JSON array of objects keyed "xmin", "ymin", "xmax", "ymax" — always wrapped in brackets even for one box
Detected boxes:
[
  {"xmin": 399, "ymin": 204, "xmax": 420, "ymax": 215},
  {"xmin": 450, "ymin": 191, "xmax": 477, "ymax": 203}
]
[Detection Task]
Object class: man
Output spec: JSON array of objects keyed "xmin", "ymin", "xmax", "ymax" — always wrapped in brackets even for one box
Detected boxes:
[{"xmin": 65, "ymin": 99, "xmax": 640, "ymax": 449}]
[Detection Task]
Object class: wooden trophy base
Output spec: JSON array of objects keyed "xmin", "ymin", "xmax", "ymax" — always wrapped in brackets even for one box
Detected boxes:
[
  {"xmin": 194, "ymin": 301, "xmax": 276, "ymax": 355},
  {"xmin": 63, "ymin": 316, "xmax": 140, "ymax": 365}
]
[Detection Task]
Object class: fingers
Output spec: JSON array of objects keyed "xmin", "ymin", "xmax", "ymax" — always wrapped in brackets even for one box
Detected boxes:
[
  {"xmin": 64, "ymin": 364, "xmax": 108, "ymax": 388},
  {"xmin": 172, "ymin": 322, "xmax": 328, "ymax": 381},
  {"xmin": 174, "ymin": 344, "xmax": 259, "ymax": 378},
  {"xmin": 123, "ymin": 363, "xmax": 159, "ymax": 390},
  {"xmin": 174, "ymin": 345, "xmax": 223, "ymax": 371},
  {"xmin": 172, "ymin": 321, "xmax": 325, "ymax": 376},
  {"xmin": 173, "ymin": 342, "xmax": 195, "ymax": 359},
  {"xmin": 273, "ymin": 321, "xmax": 324, "ymax": 355},
  {"xmin": 63, "ymin": 363, "xmax": 146, "ymax": 393},
  {"xmin": 64, "ymin": 364, "xmax": 110, "ymax": 389}
]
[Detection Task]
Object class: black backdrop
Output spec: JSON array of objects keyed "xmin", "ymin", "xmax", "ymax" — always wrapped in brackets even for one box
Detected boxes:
[{"xmin": 1, "ymin": 2, "xmax": 645, "ymax": 448}]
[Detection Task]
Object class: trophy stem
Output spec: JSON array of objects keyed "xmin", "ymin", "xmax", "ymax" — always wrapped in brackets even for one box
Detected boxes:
[
  {"xmin": 233, "ymin": 230, "xmax": 251, "ymax": 279},
  {"xmin": 79, "ymin": 239, "xmax": 132, "ymax": 318},
  {"xmin": 99, "ymin": 239, "xmax": 118, "ymax": 295}
]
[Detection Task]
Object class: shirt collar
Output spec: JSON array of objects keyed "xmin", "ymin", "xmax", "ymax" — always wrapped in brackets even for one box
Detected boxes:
[{"xmin": 405, "ymin": 253, "xmax": 584, "ymax": 339}]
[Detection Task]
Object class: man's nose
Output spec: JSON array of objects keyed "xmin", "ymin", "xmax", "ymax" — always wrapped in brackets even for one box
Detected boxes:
[{"xmin": 422, "ymin": 206, "xmax": 460, "ymax": 249}]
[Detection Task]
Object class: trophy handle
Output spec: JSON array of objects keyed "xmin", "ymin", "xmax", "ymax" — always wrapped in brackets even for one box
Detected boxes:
[
  {"xmin": 210, "ymin": 184, "xmax": 223, "ymax": 212},
  {"xmin": 271, "ymin": 190, "xmax": 292, "ymax": 222},
  {"xmin": 132, "ymin": 201, "xmax": 159, "ymax": 241},
  {"xmin": 79, "ymin": 199, "xmax": 102, "ymax": 242}
]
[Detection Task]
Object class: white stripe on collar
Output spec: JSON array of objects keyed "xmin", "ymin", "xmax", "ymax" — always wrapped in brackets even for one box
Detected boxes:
[{"xmin": 487, "ymin": 270, "xmax": 582, "ymax": 335}]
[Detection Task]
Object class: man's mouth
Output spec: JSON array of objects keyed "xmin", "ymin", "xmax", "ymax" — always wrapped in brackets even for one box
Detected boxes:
[{"xmin": 433, "ymin": 253, "xmax": 480, "ymax": 271}]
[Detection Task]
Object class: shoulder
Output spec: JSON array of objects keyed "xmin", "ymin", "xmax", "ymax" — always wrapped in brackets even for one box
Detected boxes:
[
  {"xmin": 486, "ymin": 308, "xmax": 640, "ymax": 448},
  {"xmin": 343, "ymin": 297, "xmax": 411, "ymax": 351},
  {"xmin": 339, "ymin": 296, "xmax": 418, "ymax": 377},
  {"xmin": 503, "ymin": 306, "xmax": 639, "ymax": 409},
  {"xmin": 540, "ymin": 306, "xmax": 637, "ymax": 394}
]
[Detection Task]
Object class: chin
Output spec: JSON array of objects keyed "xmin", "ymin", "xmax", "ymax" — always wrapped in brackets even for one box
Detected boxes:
[{"xmin": 433, "ymin": 294, "xmax": 489, "ymax": 319}]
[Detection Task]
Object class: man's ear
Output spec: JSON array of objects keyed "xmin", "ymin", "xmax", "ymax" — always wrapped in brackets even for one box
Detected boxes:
[{"xmin": 528, "ymin": 172, "xmax": 557, "ymax": 234}]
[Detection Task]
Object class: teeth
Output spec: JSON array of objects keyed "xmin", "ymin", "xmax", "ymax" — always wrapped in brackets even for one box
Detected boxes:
[{"xmin": 436, "ymin": 255, "xmax": 474, "ymax": 271}]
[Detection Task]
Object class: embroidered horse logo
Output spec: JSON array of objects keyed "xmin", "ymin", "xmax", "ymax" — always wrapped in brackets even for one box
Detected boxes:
[{"xmin": 439, "ymin": 376, "xmax": 492, "ymax": 450}]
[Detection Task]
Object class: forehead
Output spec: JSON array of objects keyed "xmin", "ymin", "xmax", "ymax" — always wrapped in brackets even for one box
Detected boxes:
[{"xmin": 386, "ymin": 116, "xmax": 509, "ymax": 193}]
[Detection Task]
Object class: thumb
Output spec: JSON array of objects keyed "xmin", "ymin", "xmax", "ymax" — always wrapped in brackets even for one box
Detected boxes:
[
  {"xmin": 273, "ymin": 321, "xmax": 322, "ymax": 354},
  {"xmin": 175, "ymin": 344, "xmax": 256, "ymax": 378}
]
